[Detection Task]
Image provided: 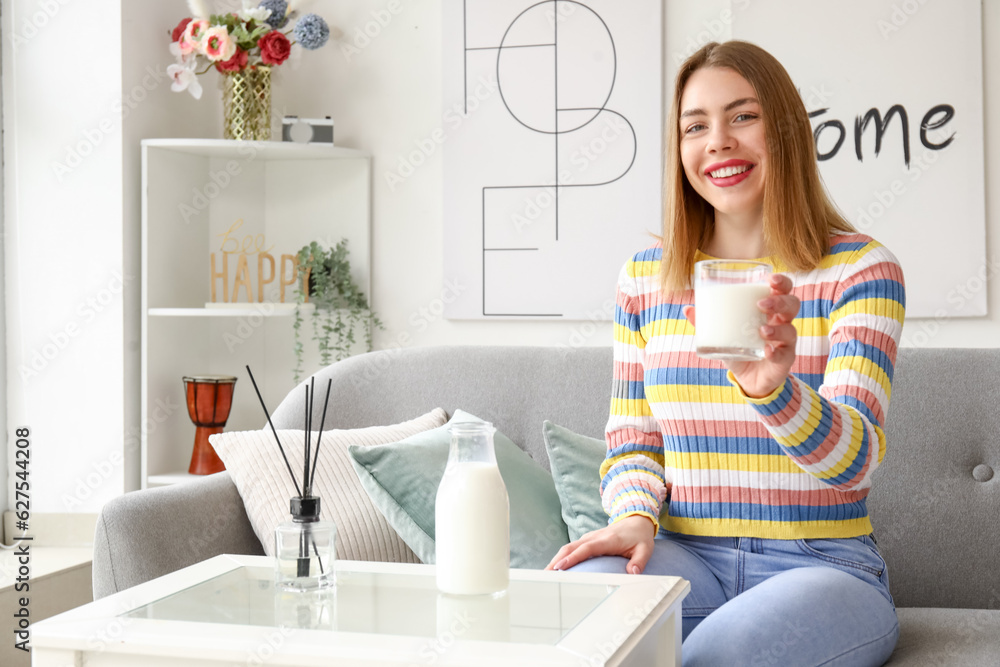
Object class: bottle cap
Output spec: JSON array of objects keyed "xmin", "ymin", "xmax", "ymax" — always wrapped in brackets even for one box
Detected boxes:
[{"xmin": 290, "ymin": 496, "xmax": 321, "ymax": 522}]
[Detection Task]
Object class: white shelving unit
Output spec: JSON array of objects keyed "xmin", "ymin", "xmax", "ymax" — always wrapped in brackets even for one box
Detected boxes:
[{"xmin": 141, "ymin": 139, "xmax": 371, "ymax": 488}]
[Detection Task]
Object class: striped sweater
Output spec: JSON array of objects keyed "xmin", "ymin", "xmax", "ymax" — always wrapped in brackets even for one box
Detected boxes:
[{"xmin": 600, "ymin": 234, "xmax": 906, "ymax": 539}]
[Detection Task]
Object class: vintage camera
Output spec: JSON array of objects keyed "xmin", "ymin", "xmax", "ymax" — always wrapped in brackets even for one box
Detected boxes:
[{"xmin": 281, "ymin": 116, "xmax": 335, "ymax": 145}]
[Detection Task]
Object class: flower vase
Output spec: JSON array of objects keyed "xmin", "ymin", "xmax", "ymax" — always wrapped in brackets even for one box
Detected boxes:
[{"xmin": 222, "ymin": 66, "xmax": 271, "ymax": 141}]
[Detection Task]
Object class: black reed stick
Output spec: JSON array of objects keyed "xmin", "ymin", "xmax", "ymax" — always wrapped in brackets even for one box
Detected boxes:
[
  {"xmin": 308, "ymin": 379, "xmax": 333, "ymax": 496},
  {"xmin": 246, "ymin": 365, "xmax": 302, "ymax": 497},
  {"xmin": 298, "ymin": 378, "xmax": 321, "ymax": 578},
  {"xmin": 312, "ymin": 537, "xmax": 326, "ymax": 575},
  {"xmin": 307, "ymin": 377, "xmax": 316, "ymax": 491},
  {"xmin": 298, "ymin": 523, "xmax": 311, "ymax": 578},
  {"xmin": 303, "ymin": 384, "xmax": 311, "ymax": 496},
  {"xmin": 298, "ymin": 382, "xmax": 313, "ymax": 579}
]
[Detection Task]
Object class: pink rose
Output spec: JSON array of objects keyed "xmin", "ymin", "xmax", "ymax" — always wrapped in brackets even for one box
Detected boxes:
[
  {"xmin": 215, "ymin": 49, "xmax": 248, "ymax": 73},
  {"xmin": 171, "ymin": 17, "xmax": 192, "ymax": 43},
  {"xmin": 202, "ymin": 26, "xmax": 237, "ymax": 62},
  {"xmin": 180, "ymin": 19, "xmax": 209, "ymax": 55},
  {"xmin": 258, "ymin": 31, "xmax": 291, "ymax": 66}
]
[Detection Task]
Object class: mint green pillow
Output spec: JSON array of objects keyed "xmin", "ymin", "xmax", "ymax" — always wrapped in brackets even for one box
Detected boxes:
[
  {"xmin": 348, "ymin": 410, "xmax": 570, "ymax": 569},
  {"xmin": 542, "ymin": 421, "xmax": 609, "ymax": 542}
]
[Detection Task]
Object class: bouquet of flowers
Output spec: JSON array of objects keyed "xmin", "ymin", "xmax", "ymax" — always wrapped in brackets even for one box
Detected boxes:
[{"xmin": 168, "ymin": 0, "xmax": 331, "ymax": 98}]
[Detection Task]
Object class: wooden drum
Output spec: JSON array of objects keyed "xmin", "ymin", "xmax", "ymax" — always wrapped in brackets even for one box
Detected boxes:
[{"xmin": 183, "ymin": 375, "xmax": 238, "ymax": 475}]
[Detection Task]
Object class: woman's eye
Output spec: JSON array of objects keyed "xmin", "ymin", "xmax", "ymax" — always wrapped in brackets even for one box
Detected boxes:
[
  {"xmin": 684, "ymin": 123, "xmax": 706, "ymax": 134},
  {"xmin": 735, "ymin": 113, "xmax": 758, "ymax": 122}
]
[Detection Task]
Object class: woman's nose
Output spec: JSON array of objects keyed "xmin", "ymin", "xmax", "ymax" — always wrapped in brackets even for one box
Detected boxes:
[{"xmin": 706, "ymin": 123, "xmax": 736, "ymax": 152}]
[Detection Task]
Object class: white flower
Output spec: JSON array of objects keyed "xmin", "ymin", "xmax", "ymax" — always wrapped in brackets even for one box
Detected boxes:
[
  {"xmin": 239, "ymin": 0, "xmax": 272, "ymax": 22},
  {"xmin": 168, "ymin": 63, "xmax": 203, "ymax": 100},
  {"xmin": 168, "ymin": 41, "xmax": 195, "ymax": 64}
]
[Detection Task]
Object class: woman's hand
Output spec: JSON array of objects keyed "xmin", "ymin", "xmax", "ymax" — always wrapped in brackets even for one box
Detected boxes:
[
  {"xmin": 684, "ymin": 273, "xmax": 800, "ymax": 399},
  {"xmin": 544, "ymin": 514, "xmax": 656, "ymax": 575}
]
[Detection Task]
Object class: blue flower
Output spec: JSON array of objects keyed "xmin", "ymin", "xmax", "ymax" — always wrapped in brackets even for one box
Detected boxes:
[
  {"xmin": 259, "ymin": 0, "xmax": 288, "ymax": 28},
  {"xmin": 293, "ymin": 13, "xmax": 330, "ymax": 50}
]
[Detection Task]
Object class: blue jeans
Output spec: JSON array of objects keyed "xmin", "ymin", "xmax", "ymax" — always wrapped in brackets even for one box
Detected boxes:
[{"xmin": 568, "ymin": 529, "xmax": 899, "ymax": 666}]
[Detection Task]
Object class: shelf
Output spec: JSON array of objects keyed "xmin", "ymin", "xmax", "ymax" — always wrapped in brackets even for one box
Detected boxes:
[
  {"xmin": 149, "ymin": 304, "xmax": 315, "ymax": 317},
  {"xmin": 141, "ymin": 139, "xmax": 371, "ymax": 488},
  {"xmin": 141, "ymin": 138, "xmax": 369, "ymax": 161}
]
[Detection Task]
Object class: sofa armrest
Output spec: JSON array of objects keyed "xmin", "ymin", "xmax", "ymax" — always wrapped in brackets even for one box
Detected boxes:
[{"xmin": 92, "ymin": 471, "xmax": 264, "ymax": 599}]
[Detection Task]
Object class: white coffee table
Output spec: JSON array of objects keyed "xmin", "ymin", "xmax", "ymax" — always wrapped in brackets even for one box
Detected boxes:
[{"xmin": 32, "ymin": 554, "xmax": 689, "ymax": 666}]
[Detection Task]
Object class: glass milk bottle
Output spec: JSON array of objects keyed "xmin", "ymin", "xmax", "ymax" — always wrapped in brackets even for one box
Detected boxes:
[{"xmin": 435, "ymin": 422, "xmax": 510, "ymax": 595}]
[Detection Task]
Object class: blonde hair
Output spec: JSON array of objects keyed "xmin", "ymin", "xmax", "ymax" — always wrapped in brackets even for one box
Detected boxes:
[{"xmin": 660, "ymin": 40, "xmax": 855, "ymax": 292}]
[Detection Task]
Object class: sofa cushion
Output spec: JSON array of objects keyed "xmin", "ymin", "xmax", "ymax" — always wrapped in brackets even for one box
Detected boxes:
[
  {"xmin": 886, "ymin": 608, "xmax": 1000, "ymax": 666},
  {"xmin": 542, "ymin": 421, "xmax": 609, "ymax": 542},
  {"xmin": 209, "ymin": 408, "xmax": 448, "ymax": 562},
  {"xmin": 348, "ymin": 409, "xmax": 570, "ymax": 569}
]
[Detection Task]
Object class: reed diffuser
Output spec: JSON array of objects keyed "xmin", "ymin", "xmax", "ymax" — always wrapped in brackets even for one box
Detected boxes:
[{"xmin": 246, "ymin": 365, "xmax": 336, "ymax": 591}]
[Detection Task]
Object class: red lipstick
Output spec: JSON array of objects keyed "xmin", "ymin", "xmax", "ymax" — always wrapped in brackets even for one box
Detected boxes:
[{"xmin": 704, "ymin": 159, "xmax": 755, "ymax": 187}]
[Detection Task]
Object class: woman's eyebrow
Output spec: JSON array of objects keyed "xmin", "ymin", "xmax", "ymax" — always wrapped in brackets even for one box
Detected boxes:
[
  {"xmin": 724, "ymin": 97, "xmax": 759, "ymax": 111},
  {"xmin": 680, "ymin": 97, "xmax": 760, "ymax": 119}
]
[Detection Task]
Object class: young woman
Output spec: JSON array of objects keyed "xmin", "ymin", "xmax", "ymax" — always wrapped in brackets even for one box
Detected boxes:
[{"xmin": 545, "ymin": 41, "xmax": 905, "ymax": 666}]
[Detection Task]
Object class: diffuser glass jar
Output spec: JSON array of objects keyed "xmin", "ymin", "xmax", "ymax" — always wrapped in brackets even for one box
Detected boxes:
[{"xmin": 275, "ymin": 519, "xmax": 336, "ymax": 592}]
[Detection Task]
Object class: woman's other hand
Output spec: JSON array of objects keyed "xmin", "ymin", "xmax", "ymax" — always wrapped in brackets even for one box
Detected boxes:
[
  {"xmin": 544, "ymin": 514, "xmax": 656, "ymax": 574},
  {"xmin": 683, "ymin": 273, "xmax": 800, "ymax": 399}
]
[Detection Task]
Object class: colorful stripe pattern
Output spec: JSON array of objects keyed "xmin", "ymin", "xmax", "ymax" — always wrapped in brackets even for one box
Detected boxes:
[{"xmin": 600, "ymin": 234, "xmax": 906, "ymax": 539}]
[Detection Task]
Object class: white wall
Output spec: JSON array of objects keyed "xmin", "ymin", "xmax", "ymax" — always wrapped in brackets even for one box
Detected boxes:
[
  {"xmin": 0, "ymin": 26, "xmax": 6, "ymax": 518},
  {"xmin": 3, "ymin": 0, "xmax": 998, "ymax": 515},
  {"xmin": 3, "ymin": 0, "xmax": 125, "ymax": 514}
]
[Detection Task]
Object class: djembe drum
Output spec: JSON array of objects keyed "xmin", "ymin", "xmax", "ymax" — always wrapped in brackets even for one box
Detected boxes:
[{"xmin": 183, "ymin": 375, "xmax": 238, "ymax": 475}]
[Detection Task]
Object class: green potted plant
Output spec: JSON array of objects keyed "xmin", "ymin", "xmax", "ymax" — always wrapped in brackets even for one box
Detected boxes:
[{"xmin": 292, "ymin": 239, "xmax": 382, "ymax": 382}]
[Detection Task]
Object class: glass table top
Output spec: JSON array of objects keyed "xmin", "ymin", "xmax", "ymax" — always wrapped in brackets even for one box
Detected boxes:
[{"xmin": 124, "ymin": 565, "xmax": 617, "ymax": 646}]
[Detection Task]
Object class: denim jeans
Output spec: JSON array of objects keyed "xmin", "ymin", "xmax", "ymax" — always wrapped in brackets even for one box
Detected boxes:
[{"xmin": 567, "ymin": 529, "xmax": 899, "ymax": 666}]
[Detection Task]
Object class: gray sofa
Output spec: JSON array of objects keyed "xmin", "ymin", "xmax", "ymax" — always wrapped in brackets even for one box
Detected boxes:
[{"xmin": 94, "ymin": 346, "xmax": 1000, "ymax": 665}]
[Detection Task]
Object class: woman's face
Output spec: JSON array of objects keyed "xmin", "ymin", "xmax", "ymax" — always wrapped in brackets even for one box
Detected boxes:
[{"xmin": 678, "ymin": 67, "xmax": 767, "ymax": 222}]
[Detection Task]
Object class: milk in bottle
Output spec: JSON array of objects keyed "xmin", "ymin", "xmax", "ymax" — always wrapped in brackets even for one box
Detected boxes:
[{"xmin": 435, "ymin": 422, "xmax": 510, "ymax": 595}]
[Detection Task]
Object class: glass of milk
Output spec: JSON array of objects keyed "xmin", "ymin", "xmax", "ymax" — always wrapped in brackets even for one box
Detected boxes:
[
  {"xmin": 435, "ymin": 422, "xmax": 510, "ymax": 596},
  {"xmin": 694, "ymin": 260, "xmax": 773, "ymax": 361}
]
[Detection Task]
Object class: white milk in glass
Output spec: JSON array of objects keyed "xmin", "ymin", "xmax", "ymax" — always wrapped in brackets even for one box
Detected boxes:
[
  {"xmin": 694, "ymin": 261, "xmax": 773, "ymax": 361},
  {"xmin": 435, "ymin": 423, "xmax": 510, "ymax": 596}
]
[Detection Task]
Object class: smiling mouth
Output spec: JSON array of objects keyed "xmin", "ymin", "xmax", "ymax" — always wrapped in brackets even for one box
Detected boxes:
[{"xmin": 708, "ymin": 164, "xmax": 753, "ymax": 179}]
